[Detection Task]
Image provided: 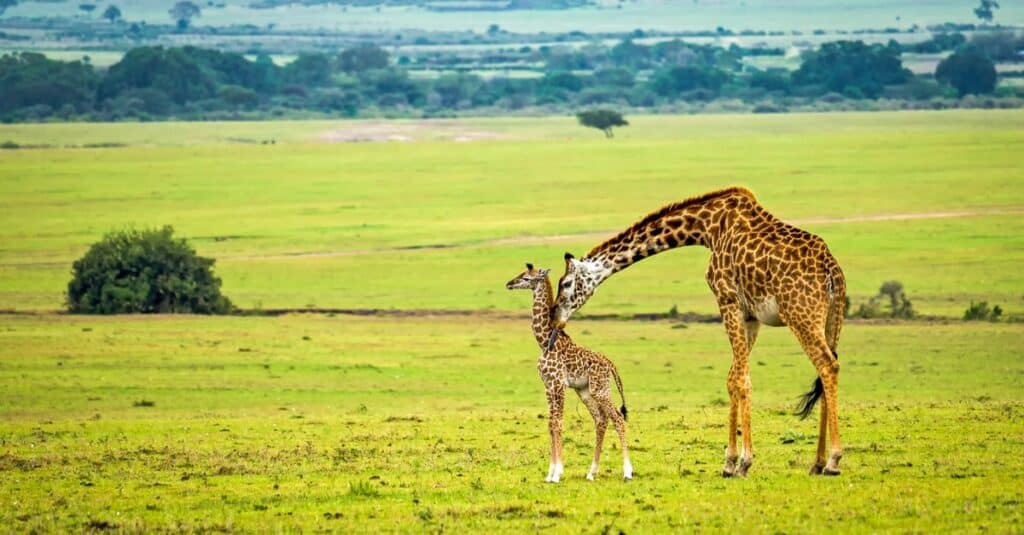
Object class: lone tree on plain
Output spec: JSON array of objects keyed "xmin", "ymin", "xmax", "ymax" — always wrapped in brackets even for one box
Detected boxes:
[
  {"xmin": 67, "ymin": 226, "xmax": 233, "ymax": 314},
  {"xmin": 78, "ymin": 3, "xmax": 96, "ymax": 15},
  {"xmin": 974, "ymin": 0, "xmax": 999, "ymax": 22},
  {"xmin": 102, "ymin": 4, "xmax": 121, "ymax": 23},
  {"xmin": 169, "ymin": 0, "xmax": 200, "ymax": 30},
  {"xmin": 577, "ymin": 109, "xmax": 629, "ymax": 138}
]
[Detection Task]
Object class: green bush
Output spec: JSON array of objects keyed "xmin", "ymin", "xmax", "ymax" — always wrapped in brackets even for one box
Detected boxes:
[
  {"xmin": 67, "ymin": 226, "xmax": 233, "ymax": 314},
  {"xmin": 963, "ymin": 301, "xmax": 1002, "ymax": 322}
]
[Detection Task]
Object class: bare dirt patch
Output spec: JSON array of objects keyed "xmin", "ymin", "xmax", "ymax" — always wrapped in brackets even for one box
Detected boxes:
[{"xmin": 317, "ymin": 120, "xmax": 503, "ymax": 143}]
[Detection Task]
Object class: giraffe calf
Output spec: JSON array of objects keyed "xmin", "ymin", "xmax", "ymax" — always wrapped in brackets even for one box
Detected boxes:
[{"xmin": 506, "ymin": 263, "xmax": 632, "ymax": 483}]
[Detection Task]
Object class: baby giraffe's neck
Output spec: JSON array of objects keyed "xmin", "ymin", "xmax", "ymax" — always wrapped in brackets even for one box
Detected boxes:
[{"xmin": 531, "ymin": 277, "xmax": 558, "ymax": 349}]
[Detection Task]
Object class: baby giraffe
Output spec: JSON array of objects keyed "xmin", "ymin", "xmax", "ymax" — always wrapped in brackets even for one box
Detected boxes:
[{"xmin": 506, "ymin": 263, "xmax": 633, "ymax": 483}]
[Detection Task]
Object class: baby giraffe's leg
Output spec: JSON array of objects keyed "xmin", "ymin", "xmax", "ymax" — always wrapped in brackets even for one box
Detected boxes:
[
  {"xmin": 545, "ymin": 380, "xmax": 565, "ymax": 483},
  {"xmin": 578, "ymin": 386, "xmax": 607, "ymax": 481},
  {"xmin": 599, "ymin": 394, "xmax": 631, "ymax": 480}
]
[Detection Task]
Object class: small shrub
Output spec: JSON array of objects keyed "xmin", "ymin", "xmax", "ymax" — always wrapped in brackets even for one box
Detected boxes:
[
  {"xmin": 348, "ymin": 480, "xmax": 381, "ymax": 498},
  {"xmin": 963, "ymin": 301, "xmax": 1002, "ymax": 321},
  {"xmin": 67, "ymin": 226, "xmax": 233, "ymax": 314},
  {"xmin": 852, "ymin": 281, "xmax": 915, "ymax": 319}
]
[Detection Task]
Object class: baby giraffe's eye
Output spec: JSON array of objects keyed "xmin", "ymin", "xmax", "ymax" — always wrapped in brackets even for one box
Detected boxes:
[{"xmin": 562, "ymin": 281, "xmax": 572, "ymax": 289}]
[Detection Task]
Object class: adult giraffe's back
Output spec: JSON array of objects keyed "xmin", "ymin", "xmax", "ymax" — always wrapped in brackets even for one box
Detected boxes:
[{"xmin": 551, "ymin": 186, "xmax": 846, "ymax": 476}]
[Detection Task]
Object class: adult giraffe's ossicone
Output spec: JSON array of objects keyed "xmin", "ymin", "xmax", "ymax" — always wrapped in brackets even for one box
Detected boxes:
[{"xmin": 551, "ymin": 186, "xmax": 846, "ymax": 477}]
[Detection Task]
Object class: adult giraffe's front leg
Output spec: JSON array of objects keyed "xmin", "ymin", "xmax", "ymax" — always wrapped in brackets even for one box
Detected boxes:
[{"xmin": 719, "ymin": 301, "xmax": 754, "ymax": 478}]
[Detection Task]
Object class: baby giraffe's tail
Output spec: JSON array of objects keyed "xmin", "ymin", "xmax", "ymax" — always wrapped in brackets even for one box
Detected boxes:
[{"xmin": 611, "ymin": 365, "xmax": 628, "ymax": 421}]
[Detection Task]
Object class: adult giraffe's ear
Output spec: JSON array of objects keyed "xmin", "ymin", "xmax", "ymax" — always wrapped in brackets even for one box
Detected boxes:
[
  {"xmin": 564, "ymin": 252, "xmax": 574, "ymax": 261},
  {"xmin": 539, "ymin": 268, "xmax": 551, "ymax": 277}
]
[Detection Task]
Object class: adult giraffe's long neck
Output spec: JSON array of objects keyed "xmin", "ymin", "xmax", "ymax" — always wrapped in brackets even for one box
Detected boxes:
[
  {"xmin": 531, "ymin": 276, "xmax": 558, "ymax": 349},
  {"xmin": 584, "ymin": 187, "xmax": 757, "ymax": 280}
]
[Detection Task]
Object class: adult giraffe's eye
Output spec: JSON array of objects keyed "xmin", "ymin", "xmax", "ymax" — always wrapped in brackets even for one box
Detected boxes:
[{"xmin": 562, "ymin": 281, "xmax": 572, "ymax": 289}]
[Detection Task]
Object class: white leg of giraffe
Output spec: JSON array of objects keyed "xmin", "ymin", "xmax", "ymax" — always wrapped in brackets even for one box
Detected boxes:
[{"xmin": 544, "ymin": 381, "xmax": 565, "ymax": 483}]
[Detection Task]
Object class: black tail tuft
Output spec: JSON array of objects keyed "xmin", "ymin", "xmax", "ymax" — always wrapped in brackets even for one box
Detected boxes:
[
  {"xmin": 795, "ymin": 350, "xmax": 837, "ymax": 420},
  {"xmin": 795, "ymin": 377, "xmax": 824, "ymax": 420},
  {"xmin": 620, "ymin": 404, "xmax": 629, "ymax": 422}
]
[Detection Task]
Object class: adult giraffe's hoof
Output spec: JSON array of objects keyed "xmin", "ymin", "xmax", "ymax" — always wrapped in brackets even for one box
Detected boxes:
[
  {"xmin": 822, "ymin": 452, "xmax": 842, "ymax": 475},
  {"xmin": 735, "ymin": 458, "xmax": 753, "ymax": 477},
  {"xmin": 722, "ymin": 454, "xmax": 739, "ymax": 477},
  {"xmin": 809, "ymin": 463, "xmax": 825, "ymax": 476}
]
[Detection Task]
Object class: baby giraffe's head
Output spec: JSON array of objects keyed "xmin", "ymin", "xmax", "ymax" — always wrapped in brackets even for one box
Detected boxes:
[{"xmin": 505, "ymin": 263, "xmax": 551, "ymax": 291}]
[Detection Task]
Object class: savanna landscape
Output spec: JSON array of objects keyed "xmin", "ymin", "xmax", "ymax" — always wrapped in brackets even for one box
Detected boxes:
[
  {"xmin": 2, "ymin": 110, "xmax": 1023, "ymax": 532},
  {"xmin": 2, "ymin": 0, "xmax": 1024, "ymax": 532}
]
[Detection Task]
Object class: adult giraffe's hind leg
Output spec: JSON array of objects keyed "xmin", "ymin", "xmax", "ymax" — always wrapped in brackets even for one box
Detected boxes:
[
  {"xmin": 790, "ymin": 320, "xmax": 842, "ymax": 476},
  {"xmin": 809, "ymin": 396, "xmax": 828, "ymax": 475}
]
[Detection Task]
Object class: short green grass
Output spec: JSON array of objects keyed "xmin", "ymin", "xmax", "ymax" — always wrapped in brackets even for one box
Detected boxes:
[
  {"xmin": 1, "ymin": 111, "xmax": 1022, "ymax": 317},
  {"xmin": 0, "ymin": 314, "xmax": 1021, "ymax": 532}
]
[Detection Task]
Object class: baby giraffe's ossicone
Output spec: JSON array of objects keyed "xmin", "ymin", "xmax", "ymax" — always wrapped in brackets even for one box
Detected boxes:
[{"xmin": 506, "ymin": 263, "xmax": 632, "ymax": 483}]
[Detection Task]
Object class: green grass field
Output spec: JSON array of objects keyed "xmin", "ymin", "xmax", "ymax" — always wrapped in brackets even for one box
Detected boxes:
[{"xmin": 1, "ymin": 110, "xmax": 1023, "ymax": 532}]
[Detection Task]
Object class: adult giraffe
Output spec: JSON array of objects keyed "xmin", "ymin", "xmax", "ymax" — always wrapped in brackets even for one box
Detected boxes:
[{"xmin": 550, "ymin": 186, "xmax": 846, "ymax": 477}]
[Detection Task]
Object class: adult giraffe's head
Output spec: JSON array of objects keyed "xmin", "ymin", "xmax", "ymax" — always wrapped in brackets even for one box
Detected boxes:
[
  {"xmin": 551, "ymin": 252, "xmax": 609, "ymax": 328},
  {"xmin": 505, "ymin": 263, "xmax": 550, "ymax": 291}
]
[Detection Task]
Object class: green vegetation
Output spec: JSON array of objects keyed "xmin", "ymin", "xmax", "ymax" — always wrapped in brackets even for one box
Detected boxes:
[
  {"xmin": 0, "ymin": 314, "xmax": 1021, "ymax": 532},
  {"xmin": 0, "ymin": 110, "xmax": 1022, "ymax": 531},
  {"xmin": 0, "ymin": 110, "xmax": 1021, "ymax": 319},
  {"xmin": 576, "ymin": 108, "xmax": 627, "ymax": 138},
  {"xmin": 2, "ymin": 31, "xmax": 1022, "ymax": 122},
  {"xmin": 67, "ymin": 226, "xmax": 233, "ymax": 314}
]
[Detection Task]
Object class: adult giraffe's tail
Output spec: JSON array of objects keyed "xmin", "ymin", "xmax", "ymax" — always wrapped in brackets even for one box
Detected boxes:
[
  {"xmin": 796, "ymin": 259, "xmax": 846, "ymax": 419},
  {"xmin": 611, "ymin": 364, "xmax": 628, "ymax": 421}
]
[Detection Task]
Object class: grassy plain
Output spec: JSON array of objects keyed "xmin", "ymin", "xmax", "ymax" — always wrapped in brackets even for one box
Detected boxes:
[
  {"xmin": 1, "ymin": 110, "xmax": 1023, "ymax": 532},
  {"xmin": 1, "ymin": 110, "xmax": 1022, "ymax": 316},
  {"xmin": 1, "ymin": 315, "xmax": 1022, "ymax": 533}
]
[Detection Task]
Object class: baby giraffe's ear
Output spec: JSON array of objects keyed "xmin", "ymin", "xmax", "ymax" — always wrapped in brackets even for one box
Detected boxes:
[
  {"xmin": 539, "ymin": 268, "xmax": 551, "ymax": 277},
  {"xmin": 525, "ymin": 262, "xmax": 534, "ymax": 271}
]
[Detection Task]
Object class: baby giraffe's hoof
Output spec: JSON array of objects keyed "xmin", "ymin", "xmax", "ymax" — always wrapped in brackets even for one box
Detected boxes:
[
  {"xmin": 809, "ymin": 463, "xmax": 825, "ymax": 476},
  {"xmin": 822, "ymin": 466, "xmax": 841, "ymax": 476},
  {"xmin": 623, "ymin": 460, "xmax": 633, "ymax": 480}
]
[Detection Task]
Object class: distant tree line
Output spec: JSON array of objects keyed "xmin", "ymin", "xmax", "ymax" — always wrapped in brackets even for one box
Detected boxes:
[{"xmin": 0, "ymin": 31, "xmax": 1019, "ymax": 122}]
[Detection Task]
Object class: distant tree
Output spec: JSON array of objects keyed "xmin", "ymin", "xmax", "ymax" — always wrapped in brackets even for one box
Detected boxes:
[
  {"xmin": 486, "ymin": 23, "xmax": 501, "ymax": 35},
  {"xmin": 102, "ymin": 4, "xmax": 121, "ymax": 22},
  {"xmin": 792, "ymin": 40, "xmax": 911, "ymax": 99},
  {"xmin": 974, "ymin": 0, "xmax": 999, "ymax": 22},
  {"xmin": 337, "ymin": 44, "xmax": 389, "ymax": 73},
  {"xmin": 99, "ymin": 46, "xmax": 216, "ymax": 104},
  {"xmin": 593, "ymin": 67, "xmax": 635, "ymax": 88},
  {"xmin": 78, "ymin": 3, "xmax": 96, "ymax": 15},
  {"xmin": 169, "ymin": 1, "xmax": 200, "ymax": 30},
  {"xmin": 749, "ymin": 69, "xmax": 791, "ymax": 93},
  {"xmin": 282, "ymin": 53, "xmax": 332, "ymax": 86},
  {"xmin": 0, "ymin": 0, "xmax": 17, "ymax": 16},
  {"xmin": 0, "ymin": 52, "xmax": 98, "ymax": 116},
  {"xmin": 970, "ymin": 30, "xmax": 1022, "ymax": 62},
  {"xmin": 935, "ymin": 45, "xmax": 997, "ymax": 96},
  {"xmin": 218, "ymin": 85, "xmax": 258, "ymax": 109},
  {"xmin": 577, "ymin": 108, "xmax": 628, "ymax": 138},
  {"xmin": 650, "ymin": 65, "xmax": 729, "ymax": 97}
]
